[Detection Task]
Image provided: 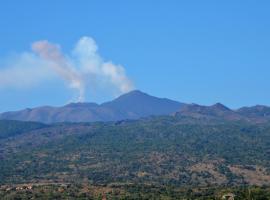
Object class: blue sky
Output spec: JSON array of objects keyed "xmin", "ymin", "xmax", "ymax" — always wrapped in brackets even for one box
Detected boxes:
[{"xmin": 0, "ymin": 1, "xmax": 270, "ymax": 112}]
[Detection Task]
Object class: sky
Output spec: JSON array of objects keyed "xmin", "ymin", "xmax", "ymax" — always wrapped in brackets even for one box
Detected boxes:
[{"xmin": 0, "ymin": 1, "xmax": 270, "ymax": 112}]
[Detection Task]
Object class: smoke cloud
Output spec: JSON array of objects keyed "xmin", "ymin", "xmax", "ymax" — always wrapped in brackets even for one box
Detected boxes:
[
  {"xmin": 0, "ymin": 36, "xmax": 134, "ymax": 102},
  {"xmin": 32, "ymin": 40, "xmax": 85, "ymax": 102}
]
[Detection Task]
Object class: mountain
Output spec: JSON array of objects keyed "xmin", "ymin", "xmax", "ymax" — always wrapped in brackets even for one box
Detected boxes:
[
  {"xmin": 236, "ymin": 105, "xmax": 270, "ymax": 122},
  {"xmin": 0, "ymin": 90, "xmax": 184, "ymax": 123},
  {"xmin": 102, "ymin": 90, "xmax": 183, "ymax": 118},
  {"xmin": 1, "ymin": 90, "xmax": 270, "ymax": 124},
  {"xmin": 174, "ymin": 103, "xmax": 244, "ymax": 121}
]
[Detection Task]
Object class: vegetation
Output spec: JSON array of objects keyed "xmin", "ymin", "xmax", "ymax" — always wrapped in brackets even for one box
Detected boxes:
[
  {"xmin": 1, "ymin": 115, "xmax": 270, "ymax": 198},
  {"xmin": 1, "ymin": 184, "xmax": 270, "ymax": 199},
  {"xmin": 0, "ymin": 120, "xmax": 47, "ymax": 139}
]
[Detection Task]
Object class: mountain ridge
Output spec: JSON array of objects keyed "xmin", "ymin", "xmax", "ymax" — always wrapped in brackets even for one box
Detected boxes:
[
  {"xmin": 0, "ymin": 90, "xmax": 184, "ymax": 123},
  {"xmin": 1, "ymin": 90, "xmax": 270, "ymax": 123}
]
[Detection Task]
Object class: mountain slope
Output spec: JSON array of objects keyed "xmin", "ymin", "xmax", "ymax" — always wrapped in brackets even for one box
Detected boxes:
[
  {"xmin": 0, "ymin": 90, "xmax": 184, "ymax": 123},
  {"xmin": 1, "ymin": 114, "xmax": 270, "ymax": 187},
  {"xmin": 0, "ymin": 120, "xmax": 47, "ymax": 139}
]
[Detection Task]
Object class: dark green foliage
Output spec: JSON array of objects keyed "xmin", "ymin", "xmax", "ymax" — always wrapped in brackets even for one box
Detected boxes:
[{"xmin": 0, "ymin": 120, "xmax": 47, "ymax": 139}]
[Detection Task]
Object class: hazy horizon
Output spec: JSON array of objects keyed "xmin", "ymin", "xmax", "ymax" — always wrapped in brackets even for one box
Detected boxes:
[{"xmin": 0, "ymin": 89, "xmax": 268, "ymax": 113}]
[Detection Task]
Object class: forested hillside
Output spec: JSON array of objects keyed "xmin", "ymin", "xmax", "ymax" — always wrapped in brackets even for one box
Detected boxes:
[{"xmin": 1, "ymin": 113, "xmax": 270, "ymax": 199}]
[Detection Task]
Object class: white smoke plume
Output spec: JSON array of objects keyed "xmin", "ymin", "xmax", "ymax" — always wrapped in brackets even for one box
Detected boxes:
[
  {"xmin": 0, "ymin": 36, "xmax": 134, "ymax": 102},
  {"xmin": 32, "ymin": 40, "xmax": 85, "ymax": 102},
  {"xmin": 73, "ymin": 37, "xmax": 134, "ymax": 94}
]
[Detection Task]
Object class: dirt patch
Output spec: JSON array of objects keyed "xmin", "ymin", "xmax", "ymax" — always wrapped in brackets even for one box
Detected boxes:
[
  {"xmin": 190, "ymin": 162, "xmax": 227, "ymax": 185},
  {"xmin": 229, "ymin": 165, "xmax": 270, "ymax": 186}
]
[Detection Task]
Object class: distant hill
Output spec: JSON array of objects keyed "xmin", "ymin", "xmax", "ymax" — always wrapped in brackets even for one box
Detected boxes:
[
  {"xmin": 174, "ymin": 103, "xmax": 244, "ymax": 122},
  {"xmin": 0, "ymin": 90, "xmax": 184, "ymax": 123},
  {"xmin": 237, "ymin": 105, "xmax": 270, "ymax": 122},
  {"xmin": 174, "ymin": 103, "xmax": 270, "ymax": 123}
]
